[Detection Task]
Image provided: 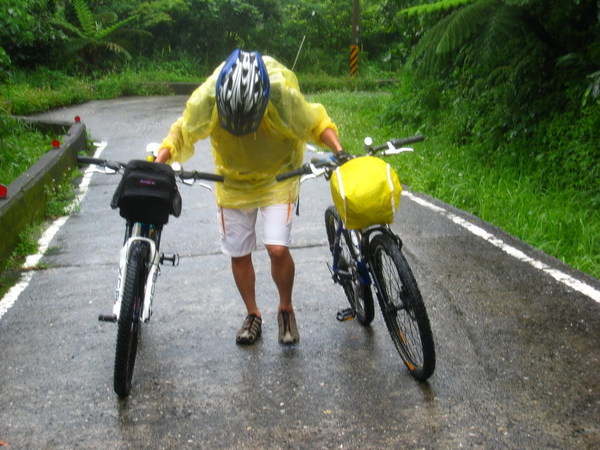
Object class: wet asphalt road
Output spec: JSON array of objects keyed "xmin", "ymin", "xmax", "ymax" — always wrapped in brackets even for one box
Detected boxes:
[{"xmin": 1, "ymin": 96, "xmax": 599, "ymax": 449}]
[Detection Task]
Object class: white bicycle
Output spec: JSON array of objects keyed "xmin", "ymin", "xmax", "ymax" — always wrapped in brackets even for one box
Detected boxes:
[{"xmin": 78, "ymin": 150, "xmax": 222, "ymax": 397}]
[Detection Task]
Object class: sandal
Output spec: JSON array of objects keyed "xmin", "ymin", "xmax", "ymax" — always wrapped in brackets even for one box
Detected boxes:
[
  {"xmin": 236, "ymin": 314, "xmax": 262, "ymax": 345},
  {"xmin": 235, "ymin": 315, "xmax": 262, "ymax": 345},
  {"xmin": 278, "ymin": 311, "xmax": 299, "ymax": 345}
]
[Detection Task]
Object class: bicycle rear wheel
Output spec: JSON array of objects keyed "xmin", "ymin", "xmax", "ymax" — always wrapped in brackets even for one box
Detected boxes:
[
  {"xmin": 114, "ymin": 241, "xmax": 148, "ymax": 397},
  {"xmin": 325, "ymin": 206, "xmax": 374, "ymax": 325},
  {"xmin": 369, "ymin": 234, "xmax": 435, "ymax": 381}
]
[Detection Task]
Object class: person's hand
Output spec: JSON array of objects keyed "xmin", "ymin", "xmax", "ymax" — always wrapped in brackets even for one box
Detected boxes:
[{"xmin": 334, "ymin": 150, "xmax": 353, "ymax": 164}]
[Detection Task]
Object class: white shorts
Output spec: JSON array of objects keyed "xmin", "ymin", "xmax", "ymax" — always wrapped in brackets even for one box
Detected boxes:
[{"xmin": 218, "ymin": 204, "xmax": 295, "ymax": 257}]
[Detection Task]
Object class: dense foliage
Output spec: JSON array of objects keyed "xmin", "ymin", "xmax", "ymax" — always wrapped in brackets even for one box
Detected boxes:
[
  {"xmin": 384, "ymin": 0, "xmax": 599, "ymax": 205},
  {"xmin": 0, "ymin": 115, "xmax": 53, "ymax": 184}
]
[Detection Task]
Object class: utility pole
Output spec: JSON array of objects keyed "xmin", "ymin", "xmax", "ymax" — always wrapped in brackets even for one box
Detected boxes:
[{"xmin": 350, "ymin": 0, "xmax": 360, "ymax": 77}]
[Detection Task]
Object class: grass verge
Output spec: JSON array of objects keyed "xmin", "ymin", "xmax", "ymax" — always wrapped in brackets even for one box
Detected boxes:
[{"xmin": 0, "ymin": 117, "xmax": 59, "ymax": 184}]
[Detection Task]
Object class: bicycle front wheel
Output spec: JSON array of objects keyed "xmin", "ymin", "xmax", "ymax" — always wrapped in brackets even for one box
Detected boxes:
[
  {"xmin": 325, "ymin": 206, "xmax": 374, "ymax": 325},
  {"xmin": 114, "ymin": 241, "xmax": 148, "ymax": 397},
  {"xmin": 369, "ymin": 234, "xmax": 435, "ymax": 381}
]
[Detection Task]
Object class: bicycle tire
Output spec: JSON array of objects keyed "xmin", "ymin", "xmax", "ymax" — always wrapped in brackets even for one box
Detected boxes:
[
  {"xmin": 325, "ymin": 206, "xmax": 375, "ymax": 325},
  {"xmin": 369, "ymin": 234, "xmax": 435, "ymax": 380},
  {"xmin": 114, "ymin": 241, "xmax": 147, "ymax": 397}
]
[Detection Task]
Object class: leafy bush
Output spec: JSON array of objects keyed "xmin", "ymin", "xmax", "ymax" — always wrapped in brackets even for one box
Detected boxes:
[
  {"xmin": 0, "ymin": 47, "xmax": 10, "ymax": 81},
  {"xmin": 0, "ymin": 114, "xmax": 53, "ymax": 184}
]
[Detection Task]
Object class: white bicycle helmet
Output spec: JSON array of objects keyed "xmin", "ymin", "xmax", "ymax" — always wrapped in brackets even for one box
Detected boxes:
[{"xmin": 216, "ymin": 49, "xmax": 270, "ymax": 136}]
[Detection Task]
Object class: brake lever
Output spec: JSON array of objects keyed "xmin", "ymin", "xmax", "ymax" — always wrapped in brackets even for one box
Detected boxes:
[
  {"xmin": 299, "ymin": 163, "xmax": 327, "ymax": 183},
  {"xmin": 88, "ymin": 166, "xmax": 118, "ymax": 175},
  {"xmin": 382, "ymin": 146, "xmax": 414, "ymax": 156}
]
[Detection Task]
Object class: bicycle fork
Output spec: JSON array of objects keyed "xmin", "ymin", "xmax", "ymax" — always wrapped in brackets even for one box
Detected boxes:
[{"xmin": 98, "ymin": 237, "xmax": 178, "ymax": 324}]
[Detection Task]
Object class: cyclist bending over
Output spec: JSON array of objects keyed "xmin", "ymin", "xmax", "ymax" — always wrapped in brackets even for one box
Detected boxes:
[{"xmin": 156, "ymin": 49, "xmax": 346, "ymax": 345}]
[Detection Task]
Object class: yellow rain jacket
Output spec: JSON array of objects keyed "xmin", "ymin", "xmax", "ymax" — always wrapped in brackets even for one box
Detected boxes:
[{"xmin": 160, "ymin": 56, "xmax": 339, "ymax": 209}]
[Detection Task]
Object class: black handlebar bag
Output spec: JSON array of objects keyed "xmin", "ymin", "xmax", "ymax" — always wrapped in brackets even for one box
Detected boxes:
[{"xmin": 111, "ymin": 160, "xmax": 182, "ymax": 225}]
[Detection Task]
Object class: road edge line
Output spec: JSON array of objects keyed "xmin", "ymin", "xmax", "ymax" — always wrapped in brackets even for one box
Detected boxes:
[{"xmin": 403, "ymin": 191, "xmax": 600, "ymax": 303}]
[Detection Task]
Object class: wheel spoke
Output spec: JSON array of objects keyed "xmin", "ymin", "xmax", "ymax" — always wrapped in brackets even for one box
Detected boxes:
[{"xmin": 370, "ymin": 233, "xmax": 435, "ymax": 381}]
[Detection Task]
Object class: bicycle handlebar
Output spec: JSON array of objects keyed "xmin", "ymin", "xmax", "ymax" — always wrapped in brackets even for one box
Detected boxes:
[
  {"xmin": 77, "ymin": 156, "xmax": 224, "ymax": 183},
  {"xmin": 275, "ymin": 158, "xmax": 334, "ymax": 181},
  {"xmin": 179, "ymin": 170, "xmax": 224, "ymax": 183},
  {"xmin": 368, "ymin": 135, "xmax": 425, "ymax": 153},
  {"xmin": 276, "ymin": 135, "xmax": 425, "ymax": 181},
  {"xmin": 275, "ymin": 164, "xmax": 312, "ymax": 181},
  {"xmin": 78, "ymin": 156, "xmax": 126, "ymax": 172}
]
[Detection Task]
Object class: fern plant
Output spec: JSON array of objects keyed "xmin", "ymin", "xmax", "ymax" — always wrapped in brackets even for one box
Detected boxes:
[
  {"xmin": 402, "ymin": 0, "xmax": 597, "ymax": 106},
  {"xmin": 51, "ymin": 0, "xmax": 149, "ymax": 70},
  {"xmin": 403, "ymin": 0, "xmax": 532, "ymax": 73},
  {"xmin": 402, "ymin": 0, "xmax": 481, "ymax": 16}
]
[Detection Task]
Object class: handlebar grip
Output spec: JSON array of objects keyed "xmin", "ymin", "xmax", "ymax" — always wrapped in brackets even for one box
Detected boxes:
[
  {"xmin": 77, "ymin": 156, "xmax": 125, "ymax": 172},
  {"xmin": 77, "ymin": 156, "xmax": 106, "ymax": 165},
  {"xmin": 311, "ymin": 157, "xmax": 337, "ymax": 168},
  {"xmin": 202, "ymin": 173, "xmax": 225, "ymax": 182},
  {"xmin": 179, "ymin": 171, "xmax": 224, "ymax": 182},
  {"xmin": 389, "ymin": 135, "xmax": 425, "ymax": 147},
  {"xmin": 276, "ymin": 164, "xmax": 311, "ymax": 181}
]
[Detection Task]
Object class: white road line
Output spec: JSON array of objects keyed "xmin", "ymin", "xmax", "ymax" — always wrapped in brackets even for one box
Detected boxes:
[
  {"xmin": 0, "ymin": 141, "xmax": 108, "ymax": 321},
  {"xmin": 403, "ymin": 191, "xmax": 600, "ymax": 303}
]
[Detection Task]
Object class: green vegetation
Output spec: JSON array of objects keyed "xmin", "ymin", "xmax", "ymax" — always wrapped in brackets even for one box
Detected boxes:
[
  {"xmin": 50, "ymin": 0, "xmax": 145, "ymax": 71},
  {"xmin": 1, "ymin": 67, "xmax": 175, "ymax": 115},
  {"xmin": 0, "ymin": 115, "xmax": 49, "ymax": 185},
  {"xmin": 45, "ymin": 169, "xmax": 81, "ymax": 218},
  {"xmin": 0, "ymin": 0, "xmax": 598, "ymax": 279},
  {"xmin": 0, "ymin": 116, "xmax": 54, "ymax": 183}
]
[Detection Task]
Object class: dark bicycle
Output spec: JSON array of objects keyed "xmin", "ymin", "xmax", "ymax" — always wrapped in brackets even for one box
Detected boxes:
[
  {"xmin": 277, "ymin": 136, "xmax": 436, "ymax": 381},
  {"xmin": 78, "ymin": 155, "xmax": 223, "ymax": 397}
]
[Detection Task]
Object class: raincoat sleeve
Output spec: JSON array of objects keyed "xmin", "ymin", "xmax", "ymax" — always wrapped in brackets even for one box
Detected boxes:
[
  {"xmin": 159, "ymin": 65, "xmax": 222, "ymax": 164},
  {"xmin": 265, "ymin": 58, "xmax": 338, "ymax": 146}
]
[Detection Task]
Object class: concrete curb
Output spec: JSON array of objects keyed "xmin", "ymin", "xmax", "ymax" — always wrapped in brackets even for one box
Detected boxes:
[
  {"xmin": 165, "ymin": 82, "xmax": 200, "ymax": 95},
  {"xmin": 0, "ymin": 119, "xmax": 88, "ymax": 265}
]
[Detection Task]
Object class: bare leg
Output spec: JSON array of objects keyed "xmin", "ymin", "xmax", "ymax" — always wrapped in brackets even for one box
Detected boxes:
[
  {"xmin": 266, "ymin": 245, "xmax": 295, "ymax": 313},
  {"xmin": 231, "ymin": 254, "xmax": 260, "ymax": 317}
]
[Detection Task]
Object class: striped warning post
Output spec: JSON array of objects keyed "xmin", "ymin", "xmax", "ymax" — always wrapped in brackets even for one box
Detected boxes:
[{"xmin": 350, "ymin": 45, "xmax": 359, "ymax": 77}]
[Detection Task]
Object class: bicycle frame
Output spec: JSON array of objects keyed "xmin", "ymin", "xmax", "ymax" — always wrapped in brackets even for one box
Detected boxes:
[
  {"xmin": 331, "ymin": 226, "xmax": 370, "ymax": 285},
  {"xmin": 330, "ymin": 221, "xmax": 402, "ymax": 298}
]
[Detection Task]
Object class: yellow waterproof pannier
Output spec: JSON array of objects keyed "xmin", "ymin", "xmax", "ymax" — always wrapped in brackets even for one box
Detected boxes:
[{"xmin": 329, "ymin": 156, "xmax": 402, "ymax": 230}]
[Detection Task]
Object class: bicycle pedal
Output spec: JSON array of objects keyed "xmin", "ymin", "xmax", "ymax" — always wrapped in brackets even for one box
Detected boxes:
[
  {"xmin": 98, "ymin": 314, "xmax": 117, "ymax": 323},
  {"xmin": 336, "ymin": 308, "xmax": 355, "ymax": 322},
  {"xmin": 160, "ymin": 253, "xmax": 179, "ymax": 266}
]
